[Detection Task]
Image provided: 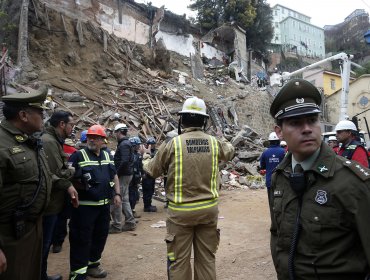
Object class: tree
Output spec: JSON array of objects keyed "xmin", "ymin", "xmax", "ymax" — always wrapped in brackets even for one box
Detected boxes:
[
  {"xmin": 188, "ymin": 0, "xmax": 223, "ymax": 31},
  {"xmin": 189, "ymin": 0, "xmax": 273, "ymax": 58},
  {"xmin": 244, "ymin": 0, "xmax": 273, "ymax": 58}
]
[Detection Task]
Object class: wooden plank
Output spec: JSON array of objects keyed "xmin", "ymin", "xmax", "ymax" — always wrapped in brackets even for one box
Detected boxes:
[
  {"xmin": 45, "ymin": 7, "xmax": 50, "ymax": 31},
  {"xmin": 146, "ymin": 92, "xmax": 156, "ymax": 115},
  {"xmin": 103, "ymin": 31, "xmax": 108, "ymax": 52},
  {"xmin": 61, "ymin": 14, "xmax": 67, "ymax": 34},
  {"xmin": 156, "ymin": 120, "xmax": 167, "ymax": 143},
  {"xmin": 155, "ymin": 96, "xmax": 163, "ymax": 115}
]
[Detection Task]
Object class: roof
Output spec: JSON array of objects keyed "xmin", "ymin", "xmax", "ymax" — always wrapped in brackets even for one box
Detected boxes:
[
  {"xmin": 271, "ymin": 4, "xmax": 311, "ymax": 19},
  {"xmin": 280, "ymin": 16, "xmax": 323, "ymax": 30}
]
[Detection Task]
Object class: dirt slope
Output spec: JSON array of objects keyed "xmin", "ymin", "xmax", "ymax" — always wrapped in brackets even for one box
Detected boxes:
[{"xmin": 48, "ymin": 189, "xmax": 277, "ymax": 280}]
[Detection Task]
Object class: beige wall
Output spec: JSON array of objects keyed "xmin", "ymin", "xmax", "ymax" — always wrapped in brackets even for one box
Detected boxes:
[{"xmin": 326, "ymin": 75, "xmax": 370, "ymax": 133}]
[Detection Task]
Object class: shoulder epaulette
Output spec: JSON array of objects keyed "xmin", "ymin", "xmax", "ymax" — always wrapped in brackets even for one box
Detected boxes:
[
  {"xmin": 347, "ymin": 145, "xmax": 357, "ymax": 150},
  {"xmin": 342, "ymin": 159, "xmax": 370, "ymax": 181}
]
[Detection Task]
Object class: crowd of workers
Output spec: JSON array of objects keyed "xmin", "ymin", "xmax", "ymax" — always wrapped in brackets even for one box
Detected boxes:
[{"xmin": 1, "ymin": 79, "xmax": 370, "ymax": 280}]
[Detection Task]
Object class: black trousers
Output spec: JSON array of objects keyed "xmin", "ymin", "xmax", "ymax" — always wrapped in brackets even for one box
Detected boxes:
[
  {"xmin": 142, "ymin": 175, "xmax": 155, "ymax": 208},
  {"xmin": 69, "ymin": 204, "xmax": 110, "ymax": 274}
]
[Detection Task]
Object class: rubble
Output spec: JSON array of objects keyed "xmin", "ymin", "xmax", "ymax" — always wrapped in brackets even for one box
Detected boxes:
[{"xmin": 1, "ymin": 1, "xmax": 274, "ymax": 195}]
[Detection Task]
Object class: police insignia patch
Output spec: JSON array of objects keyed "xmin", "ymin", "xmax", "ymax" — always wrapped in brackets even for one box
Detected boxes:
[
  {"xmin": 315, "ymin": 190, "xmax": 328, "ymax": 205},
  {"xmin": 317, "ymin": 165, "xmax": 328, "ymax": 173},
  {"xmin": 15, "ymin": 135, "xmax": 25, "ymax": 142}
]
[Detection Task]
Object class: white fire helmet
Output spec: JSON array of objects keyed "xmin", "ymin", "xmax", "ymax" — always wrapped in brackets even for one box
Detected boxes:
[
  {"xmin": 178, "ymin": 96, "xmax": 208, "ymax": 117},
  {"xmin": 280, "ymin": 140, "xmax": 287, "ymax": 147},
  {"xmin": 268, "ymin": 132, "xmax": 279, "ymax": 141},
  {"xmin": 335, "ymin": 120, "xmax": 356, "ymax": 131},
  {"xmin": 328, "ymin": 136, "xmax": 337, "ymax": 141},
  {"xmin": 114, "ymin": 123, "xmax": 128, "ymax": 132}
]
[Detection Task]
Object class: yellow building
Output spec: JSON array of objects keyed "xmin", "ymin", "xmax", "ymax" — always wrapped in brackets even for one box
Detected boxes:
[
  {"xmin": 303, "ymin": 69, "xmax": 353, "ymax": 96},
  {"xmin": 325, "ymin": 74, "xmax": 370, "ymax": 144}
]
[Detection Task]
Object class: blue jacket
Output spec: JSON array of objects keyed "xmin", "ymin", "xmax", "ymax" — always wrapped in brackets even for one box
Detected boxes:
[
  {"xmin": 72, "ymin": 148, "xmax": 116, "ymax": 202},
  {"xmin": 260, "ymin": 144, "xmax": 285, "ymax": 188}
]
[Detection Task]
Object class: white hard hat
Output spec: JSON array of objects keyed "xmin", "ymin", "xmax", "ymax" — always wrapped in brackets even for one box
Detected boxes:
[
  {"xmin": 335, "ymin": 120, "xmax": 356, "ymax": 131},
  {"xmin": 280, "ymin": 140, "xmax": 287, "ymax": 147},
  {"xmin": 178, "ymin": 96, "xmax": 208, "ymax": 117},
  {"xmin": 114, "ymin": 123, "xmax": 128, "ymax": 132},
  {"xmin": 328, "ymin": 136, "xmax": 337, "ymax": 141},
  {"xmin": 268, "ymin": 132, "xmax": 279, "ymax": 141}
]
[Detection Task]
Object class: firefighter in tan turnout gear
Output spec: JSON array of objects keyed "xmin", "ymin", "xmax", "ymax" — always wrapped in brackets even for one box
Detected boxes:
[{"xmin": 143, "ymin": 97, "xmax": 234, "ymax": 280}]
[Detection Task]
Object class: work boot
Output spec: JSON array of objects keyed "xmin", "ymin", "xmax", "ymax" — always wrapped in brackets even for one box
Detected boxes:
[
  {"xmin": 47, "ymin": 274, "xmax": 63, "ymax": 280},
  {"xmin": 52, "ymin": 244, "xmax": 62, "ymax": 253},
  {"xmin": 108, "ymin": 226, "xmax": 121, "ymax": 234},
  {"xmin": 132, "ymin": 210, "xmax": 141, "ymax": 218},
  {"xmin": 121, "ymin": 223, "xmax": 136, "ymax": 231},
  {"xmin": 144, "ymin": 205, "xmax": 157, "ymax": 212},
  {"xmin": 86, "ymin": 266, "xmax": 107, "ymax": 278}
]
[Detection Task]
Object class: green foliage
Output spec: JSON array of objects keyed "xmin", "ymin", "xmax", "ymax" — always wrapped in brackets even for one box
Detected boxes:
[
  {"xmin": 189, "ymin": 0, "xmax": 273, "ymax": 58},
  {"xmin": 354, "ymin": 62, "xmax": 370, "ymax": 78}
]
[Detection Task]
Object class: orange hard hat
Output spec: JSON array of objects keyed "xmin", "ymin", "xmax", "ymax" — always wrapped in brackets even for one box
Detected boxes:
[{"xmin": 87, "ymin": 125, "xmax": 106, "ymax": 138}]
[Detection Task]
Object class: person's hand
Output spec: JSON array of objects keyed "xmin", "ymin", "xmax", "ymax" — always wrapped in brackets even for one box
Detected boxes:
[
  {"xmin": 139, "ymin": 144, "xmax": 151, "ymax": 155},
  {"xmin": 67, "ymin": 186, "xmax": 79, "ymax": 208},
  {"xmin": 114, "ymin": 194, "xmax": 122, "ymax": 207},
  {"xmin": 0, "ymin": 249, "xmax": 7, "ymax": 274}
]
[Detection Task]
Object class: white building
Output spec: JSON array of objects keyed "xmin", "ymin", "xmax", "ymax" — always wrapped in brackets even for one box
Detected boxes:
[{"xmin": 270, "ymin": 4, "xmax": 325, "ymax": 59}]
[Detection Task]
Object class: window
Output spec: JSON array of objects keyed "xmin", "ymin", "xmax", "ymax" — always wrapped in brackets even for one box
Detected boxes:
[
  {"xmin": 275, "ymin": 22, "xmax": 278, "ymax": 28},
  {"xmin": 330, "ymin": 79, "xmax": 336, "ymax": 90},
  {"xmin": 275, "ymin": 10, "xmax": 278, "ymax": 16}
]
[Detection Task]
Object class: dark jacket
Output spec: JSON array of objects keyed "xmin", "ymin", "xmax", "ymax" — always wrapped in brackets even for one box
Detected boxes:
[
  {"xmin": 42, "ymin": 126, "xmax": 74, "ymax": 215},
  {"xmin": 270, "ymin": 143, "xmax": 370, "ymax": 280},
  {"xmin": 72, "ymin": 148, "xmax": 116, "ymax": 202},
  {"xmin": 114, "ymin": 136, "xmax": 133, "ymax": 176}
]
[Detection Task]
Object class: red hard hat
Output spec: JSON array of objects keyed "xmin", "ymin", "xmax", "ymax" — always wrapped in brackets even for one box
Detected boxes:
[{"xmin": 87, "ymin": 125, "xmax": 106, "ymax": 138}]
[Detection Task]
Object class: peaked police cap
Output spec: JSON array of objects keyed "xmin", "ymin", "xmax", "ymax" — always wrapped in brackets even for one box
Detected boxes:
[
  {"xmin": 2, "ymin": 90, "xmax": 48, "ymax": 110},
  {"xmin": 270, "ymin": 79, "xmax": 321, "ymax": 119}
]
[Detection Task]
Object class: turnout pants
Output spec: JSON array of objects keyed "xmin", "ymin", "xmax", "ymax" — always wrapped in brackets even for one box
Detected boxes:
[
  {"xmin": 165, "ymin": 210, "xmax": 220, "ymax": 280},
  {"xmin": 69, "ymin": 204, "xmax": 110, "ymax": 279}
]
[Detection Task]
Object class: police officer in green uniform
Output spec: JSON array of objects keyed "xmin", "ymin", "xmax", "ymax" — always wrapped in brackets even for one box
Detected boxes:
[
  {"xmin": 269, "ymin": 79, "xmax": 370, "ymax": 280},
  {"xmin": 0, "ymin": 91, "xmax": 52, "ymax": 280}
]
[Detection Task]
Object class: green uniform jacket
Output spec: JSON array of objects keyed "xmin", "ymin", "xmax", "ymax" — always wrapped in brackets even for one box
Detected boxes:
[
  {"xmin": 0, "ymin": 120, "xmax": 52, "ymax": 247},
  {"xmin": 270, "ymin": 143, "xmax": 370, "ymax": 280},
  {"xmin": 42, "ymin": 126, "xmax": 74, "ymax": 215}
]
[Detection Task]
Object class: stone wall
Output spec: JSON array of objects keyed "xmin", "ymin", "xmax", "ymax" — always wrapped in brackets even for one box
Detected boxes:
[{"xmin": 215, "ymin": 88, "xmax": 276, "ymax": 137}]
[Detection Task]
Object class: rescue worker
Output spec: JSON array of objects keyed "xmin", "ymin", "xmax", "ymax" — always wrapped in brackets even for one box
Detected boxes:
[
  {"xmin": 280, "ymin": 140, "xmax": 288, "ymax": 153},
  {"xmin": 68, "ymin": 125, "xmax": 121, "ymax": 280},
  {"xmin": 128, "ymin": 136, "xmax": 143, "ymax": 218},
  {"xmin": 335, "ymin": 120, "xmax": 369, "ymax": 167},
  {"xmin": 41, "ymin": 110, "xmax": 79, "ymax": 280},
  {"xmin": 110, "ymin": 123, "xmax": 136, "ymax": 233},
  {"xmin": 76, "ymin": 130, "xmax": 88, "ymax": 149},
  {"xmin": 327, "ymin": 135, "xmax": 339, "ymax": 153},
  {"xmin": 143, "ymin": 96, "xmax": 234, "ymax": 280},
  {"xmin": 0, "ymin": 91, "xmax": 52, "ymax": 280},
  {"xmin": 142, "ymin": 137, "xmax": 158, "ymax": 212},
  {"xmin": 269, "ymin": 79, "xmax": 370, "ymax": 280},
  {"xmin": 259, "ymin": 132, "xmax": 285, "ymax": 204}
]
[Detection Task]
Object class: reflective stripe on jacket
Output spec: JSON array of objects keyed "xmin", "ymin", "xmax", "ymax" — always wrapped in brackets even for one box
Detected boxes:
[
  {"xmin": 73, "ymin": 148, "xmax": 115, "ymax": 203},
  {"xmin": 144, "ymin": 127, "xmax": 234, "ymax": 212}
]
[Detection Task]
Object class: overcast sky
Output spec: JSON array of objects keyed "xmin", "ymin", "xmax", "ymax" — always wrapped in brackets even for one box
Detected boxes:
[{"xmin": 135, "ymin": 0, "xmax": 370, "ymax": 28}]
